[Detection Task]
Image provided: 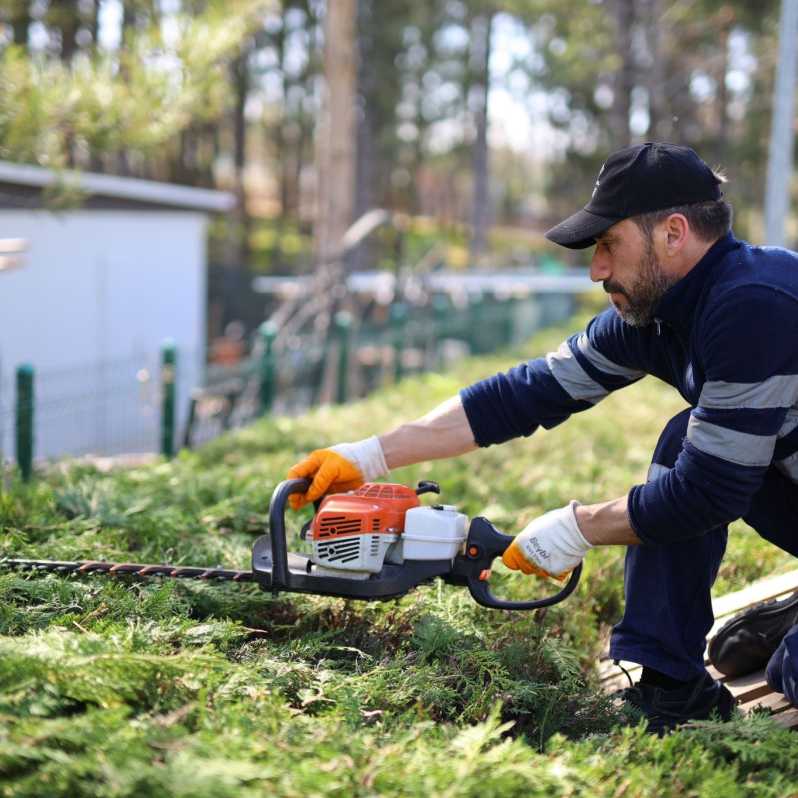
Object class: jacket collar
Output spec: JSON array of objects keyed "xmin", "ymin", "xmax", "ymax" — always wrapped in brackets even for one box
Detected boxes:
[{"xmin": 652, "ymin": 232, "xmax": 740, "ymax": 335}]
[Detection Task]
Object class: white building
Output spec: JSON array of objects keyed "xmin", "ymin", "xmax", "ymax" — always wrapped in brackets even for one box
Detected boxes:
[{"xmin": 0, "ymin": 161, "xmax": 234, "ymax": 461}]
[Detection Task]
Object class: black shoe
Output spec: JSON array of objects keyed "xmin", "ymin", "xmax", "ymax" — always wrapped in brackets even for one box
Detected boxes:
[
  {"xmin": 612, "ymin": 672, "xmax": 735, "ymax": 736},
  {"xmin": 708, "ymin": 591, "xmax": 798, "ymax": 679}
]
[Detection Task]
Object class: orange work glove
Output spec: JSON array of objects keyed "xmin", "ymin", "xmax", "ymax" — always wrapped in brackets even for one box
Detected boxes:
[
  {"xmin": 287, "ymin": 436, "xmax": 389, "ymax": 510},
  {"xmin": 501, "ymin": 543, "xmax": 567, "ymax": 581},
  {"xmin": 501, "ymin": 501, "xmax": 591, "ymax": 581}
]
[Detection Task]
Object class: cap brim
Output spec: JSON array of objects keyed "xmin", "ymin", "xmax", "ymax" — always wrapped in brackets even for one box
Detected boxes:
[{"xmin": 544, "ymin": 208, "xmax": 621, "ymax": 250}]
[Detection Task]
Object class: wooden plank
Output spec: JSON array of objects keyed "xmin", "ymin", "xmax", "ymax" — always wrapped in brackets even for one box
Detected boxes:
[
  {"xmin": 739, "ymin": 691, "xmax": 792, "ymax": 715},
  {"xmin": 706, "ymin": 664, "xmax": 724, "ymax": 681},
  {"xmin": 600, "ymin": 671, "xmax": 636, "ymax": 693},
  {"xmin": 598, "ymin": 658, "xmax": 637, "ymax": 677},
  {"xmin": 710, "ymin": 569, "xmax": 798, "ymax": 620},
  {"xmin": 771, "ymin": 707, "xmax": 798, "ymax": 729},
  {"xmin": 598, "ymin": 658, "xmax": 641, "ymax": 692},
  {"xmin": 722, "ymin": 669, "xmax": 771, "ymax": 701}
]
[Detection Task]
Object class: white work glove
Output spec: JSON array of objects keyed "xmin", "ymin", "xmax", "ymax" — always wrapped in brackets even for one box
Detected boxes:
[
  {"xmin": 502, "ymin": 501, "xmax": 592, "ymax": 580},
  {"xmin": 329, "ymin": 437, "xmax": 390, "ymax": 482},
  {"xmin": 287, "ymin": 436, "xmax": 389, "ymax": 509}
]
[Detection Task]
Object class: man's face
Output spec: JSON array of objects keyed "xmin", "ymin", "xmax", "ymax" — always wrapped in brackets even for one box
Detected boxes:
[{"xmin": 590, "ymin": 218, "xmax": 677, "ymax": 327}]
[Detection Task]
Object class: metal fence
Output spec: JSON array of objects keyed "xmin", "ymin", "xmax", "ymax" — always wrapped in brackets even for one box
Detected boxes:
[
  {"xmin": 1, "ymin": 290, "xmax": 584, "ymax": 476},
  {"xmin": 0, "ymin": 351, "xmax": 172, "ymax": 473},
  {"xmin": 182, "ymin": 292, "xmax": 573, "ymax": 448}
]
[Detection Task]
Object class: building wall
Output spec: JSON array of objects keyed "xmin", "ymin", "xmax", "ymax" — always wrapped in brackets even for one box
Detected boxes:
[{"xmin": 0, "ymin": 210, "xmax": 207, "ymax": 460}]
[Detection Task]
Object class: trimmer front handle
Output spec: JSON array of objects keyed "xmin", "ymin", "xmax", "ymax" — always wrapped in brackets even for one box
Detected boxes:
[{"xmin": 447, "ymin": 516, "xmax": 582, "ymax": 610}]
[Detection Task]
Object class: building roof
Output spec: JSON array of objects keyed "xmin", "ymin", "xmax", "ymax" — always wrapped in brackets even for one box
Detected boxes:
[{"xmin": 0, "ymin": 160, "xmax": 235, "ymax": 212}]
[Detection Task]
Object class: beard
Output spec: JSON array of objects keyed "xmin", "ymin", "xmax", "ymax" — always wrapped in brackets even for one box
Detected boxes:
[{"xmin": 603, "ymin": 238, "xmax": 677, "ymax": 327}]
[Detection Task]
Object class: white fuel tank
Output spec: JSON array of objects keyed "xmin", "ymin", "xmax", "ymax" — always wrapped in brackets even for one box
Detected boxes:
[{"xmin": 402, "ymin": 505, "xmax": 468, "ymax": 560}]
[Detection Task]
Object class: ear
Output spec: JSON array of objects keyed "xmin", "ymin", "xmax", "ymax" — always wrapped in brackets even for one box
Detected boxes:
[{"xmin": 663, "ymin": 213, "xmax": 689, "ymax": 254}]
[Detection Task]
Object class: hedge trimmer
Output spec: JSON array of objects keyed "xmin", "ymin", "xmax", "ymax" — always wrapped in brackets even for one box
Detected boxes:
[{"xmin": 2, "ymin": 479, "xmax": 581, "ymax": 611}]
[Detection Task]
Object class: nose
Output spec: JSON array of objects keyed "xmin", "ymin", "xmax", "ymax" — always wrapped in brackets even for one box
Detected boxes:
[{"xmin": 589, "ymin": 247, "xmax": 611, "ymax": 283}]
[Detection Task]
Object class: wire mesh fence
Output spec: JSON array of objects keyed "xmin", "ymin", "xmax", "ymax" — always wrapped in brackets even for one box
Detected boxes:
[
  {"xmin": 0, "ymin": 372, "xmax": 13, "ymax": 472},
  {"xmin": 0, "ymin": 350, "xmax": 202, "ymax": 470},
  {"xmin": 1, "ymin": 291, "xmax": 581, "ymax": 473},
  {"xmin": 1, "ymin": 356, "xmax": 154, "ymax": 463}
]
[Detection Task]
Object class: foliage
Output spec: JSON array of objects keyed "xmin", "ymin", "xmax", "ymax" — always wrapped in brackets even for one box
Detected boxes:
[
  {"xmin": 3, "ymin": 1, "xmax": 790, "ymax": 289},
  {"xmin": 0, "ymin": 304, "xmax": 796, "ymax": 796},
  {"xmin": 510, "ymin": 0, "xmax": 783, "ymax": 241},
  {"xmin": 0, "ymin": 0, "xmax": 268, "ymax": 176}
]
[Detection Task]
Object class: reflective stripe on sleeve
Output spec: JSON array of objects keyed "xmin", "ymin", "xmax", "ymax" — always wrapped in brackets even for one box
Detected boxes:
[
  {"xmin": 687, "ymin": 415, "xmax": 776, "ymax": 467},
  {"xmin": 646, "ymin": 463, "xmax": 670, "ymax": 482},
  {"xmin": 779, "ymin": 409, "xmax": 798, "ymax": 438},
  {"xmin": 545, "ymin": 341, "xmax": 608, "ymax": 404},
  {"xmin": 577, "ymin": 333, "xmax": 646, "ymax": 381},
  {"xmin": 699, "ymin": 375, "xmax": 798, "ymax": 410},
  {"xmin": 776, "ymin": 451, "xmax": 798, "ymax": 482}
]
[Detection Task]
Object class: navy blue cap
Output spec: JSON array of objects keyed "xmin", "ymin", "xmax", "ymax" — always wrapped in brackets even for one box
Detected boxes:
[{"xmin": 545, "ymin": 142, "xmax": 724, "ymax": 249}]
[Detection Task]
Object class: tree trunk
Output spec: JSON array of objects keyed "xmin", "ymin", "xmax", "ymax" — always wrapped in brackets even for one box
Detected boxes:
[
  {"xmin": 230, "ymin": 44, "xmax": 252, "ymax": 268},
  {"xmin": 469, "ymin": 11, "xmax": 494, "ymax": 265},
  {"xmin": 611, "ymin": 0, "xmax": 635, "ymax": 144},
  {"xmin": 11, "ymin": 1, "xmax": 32, "ymax": 47},
  {"xmin": 276, "ymin": 23, "xmax": 291, "ymax": 221},
  {"xmin": 89, "ymin": 0, "xmax": 100, "ymax": 50},
  {"xmin": 352, "ymin": 0, "xmax": 378, "ymax": 272},
  {"xmin": 713, "ymin": 21, "xmax": 732, "ymax": 164},
  {"xmin": 354, "ymin": 0, "xmax": 375, "ymax": 221},
  {"xmin": 292, "ymin": 1, "xmax": 321, "ymax": 224},
  {"xmin": 314, "ymin": 0, "xmax": 358, "ymax": 264},
  {"xmin": 48, "ymin": 0, "xmax": 80, "ymax": 61},
  {"xmin": 643, "ymin": 0, "xmax": 668, "ymax": 139},
  {"xmin": 121, "ymin": 0, "xmax": 137, "ymax": 46},
  {"xmin": 114, "ymin": 0, "xmax": 139, "ymax": 176}
]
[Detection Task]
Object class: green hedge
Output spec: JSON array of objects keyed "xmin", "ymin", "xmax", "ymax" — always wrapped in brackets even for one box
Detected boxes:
[{"xmin": 1, "ymin": 308, "xmax": 796, "ymax": 797}]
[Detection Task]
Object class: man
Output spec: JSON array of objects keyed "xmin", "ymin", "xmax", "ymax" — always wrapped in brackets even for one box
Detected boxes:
[{"xmin": 287, "ymin": 142, "xmax": 798, "ymax": 733}]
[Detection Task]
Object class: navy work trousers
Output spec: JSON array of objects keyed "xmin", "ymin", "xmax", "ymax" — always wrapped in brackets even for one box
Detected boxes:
[
  {"xmin": 766, "ymin": 627, "xmax": 798, "ymax": 704},
  {"xmin": 609, "ymin": 408, "xmax": 798, "ymax": 682}
]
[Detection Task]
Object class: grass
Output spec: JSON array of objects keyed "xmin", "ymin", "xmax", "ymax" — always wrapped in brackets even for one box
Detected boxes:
[{"xmin": 1, "ymin": 302, "xmax": 797, "ymax": 797}]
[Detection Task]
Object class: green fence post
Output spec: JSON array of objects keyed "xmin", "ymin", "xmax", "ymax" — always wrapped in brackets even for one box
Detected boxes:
[
  {"xmin": 432, "ymin": 295, "xmax": 449, "ymax": 371},
  {"xmin": 160, "ymin": 341, "xmax": 177, "ymax": 459},
  {"xmin": 468, "ymin": 295, "xmax": 484, "ymax": 354},
  {"xmin": 15, "ymin": 364, "xmax": 33, "ymax": 481},
  {"xmin": 333, "ymin": 312, "xmax": 352, "ymax": 404},
  {"xmin": 482, "ymin": 294, "xmax": 498, "ymax": 352},
  {"xmin": 390, "ymin": 302, "xmax": 407, "ymax": 383},
  {"xmin": 310, "ymin": 333, "xmax": 328, "ymax": 408},
  {"xmin": 502, "ymin": 296, "xmax": 518, "ymax": 347},
  {"xmin": 183, "ymin": 393, "xmax": 198, "ymax": 450},
  {"xmin": 258, "ymin": 321, "xmax": 278, "ymax": 415}
]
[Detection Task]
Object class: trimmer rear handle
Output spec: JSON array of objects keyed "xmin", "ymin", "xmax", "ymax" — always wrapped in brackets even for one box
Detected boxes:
[{"xmin": 448, "ymin": 516, "xmax": 582, "ymax": 611}]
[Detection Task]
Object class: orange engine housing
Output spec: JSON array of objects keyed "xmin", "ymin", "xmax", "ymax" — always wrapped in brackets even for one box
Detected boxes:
[{"xmin": 311, "ymin": 482, "xmax": 420, "ymax": 542}]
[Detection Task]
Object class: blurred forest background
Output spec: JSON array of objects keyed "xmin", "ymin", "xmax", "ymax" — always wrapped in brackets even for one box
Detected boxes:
[{"xmin": 0, "ymin": 0, "xmax": 785, "ymax": 329}]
